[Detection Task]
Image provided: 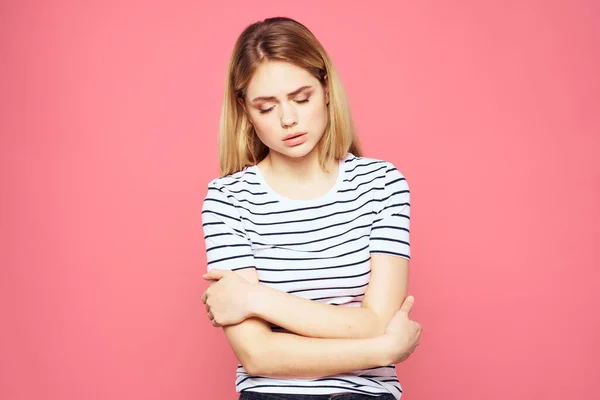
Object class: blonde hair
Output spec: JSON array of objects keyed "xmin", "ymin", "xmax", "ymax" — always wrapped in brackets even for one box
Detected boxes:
[{"xmin": 218, "ymin": 17, "xmax": 362, "ymax": 176}]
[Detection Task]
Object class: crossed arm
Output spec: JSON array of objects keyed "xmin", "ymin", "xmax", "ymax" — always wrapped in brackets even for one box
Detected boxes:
[{"xmin": 218, "ymin": 253, "xmax": 409, "ymax": 378}]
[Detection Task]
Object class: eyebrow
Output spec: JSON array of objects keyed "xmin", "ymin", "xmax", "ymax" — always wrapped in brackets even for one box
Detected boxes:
[{"xmin": 250, "ymin": 85, "xmax": 313, "ymax": 103}]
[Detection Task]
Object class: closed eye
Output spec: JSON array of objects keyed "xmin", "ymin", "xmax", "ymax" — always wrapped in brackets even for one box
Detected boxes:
[
  {"xmin": 259, "ymin": 107, "xmax": 275, "ymax": 114},
  {"xmin": 258, "ymin": 97, "xmax": 309, "ymax": 114}
]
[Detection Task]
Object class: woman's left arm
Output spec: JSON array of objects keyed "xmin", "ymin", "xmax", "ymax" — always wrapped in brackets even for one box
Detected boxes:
[{"xmin": 260, "ymin": 253, "xmax": 409, "ymax": 339}]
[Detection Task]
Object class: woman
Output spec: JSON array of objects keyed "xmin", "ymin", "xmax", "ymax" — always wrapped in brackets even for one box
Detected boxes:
[{"xmin": 201, "ymin": 17, "xmax": 422, "ymax": 400}]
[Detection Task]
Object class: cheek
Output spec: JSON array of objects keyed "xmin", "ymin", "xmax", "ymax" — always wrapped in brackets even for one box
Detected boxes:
[
  {"xmin": 251, "ymin": 115, "xmax": 279, "ymax": 143},
  {"xmin": 304, "ymin": 102, "xmax": 329, "ymax": 130}
]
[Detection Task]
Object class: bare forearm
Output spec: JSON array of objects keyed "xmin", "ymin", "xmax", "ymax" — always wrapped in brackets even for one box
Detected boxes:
[
  {"xmin": 250, "ymin": 284, "xmax": 383, "ymax": 339},
  {"xmin": 253, "ymin": 329, "xmax": 391, "ymax": 378},
  {"xmin": 218, "ymin": 267, "xmax": 396, "ymax": 379}
]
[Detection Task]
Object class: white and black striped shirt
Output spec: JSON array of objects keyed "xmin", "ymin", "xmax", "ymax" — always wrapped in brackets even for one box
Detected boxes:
[{"xmin": 201, "ymin": 153, "xmax": 410, "ymax": 399}]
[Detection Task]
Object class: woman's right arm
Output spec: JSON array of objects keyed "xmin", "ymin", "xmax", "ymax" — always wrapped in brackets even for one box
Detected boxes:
[{"xmin": 223, "ymin": 268, "xmax": 410, "ymax": 379}]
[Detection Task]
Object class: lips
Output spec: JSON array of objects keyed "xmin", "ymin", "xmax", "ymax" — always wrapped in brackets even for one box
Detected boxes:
[
  {"xmin": 282, "ymin": 132, "xmax": 308, "ymax": 147},
  {"xmin": 283, "ymin": 132, "xmax": 306, "ymax": 141}
]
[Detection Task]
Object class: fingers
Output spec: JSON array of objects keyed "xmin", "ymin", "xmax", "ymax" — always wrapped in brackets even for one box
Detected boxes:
[
  {"xmin": 202, "ymin": 287, "xmax": 221, "ymax": 327},
  {"xmin": 208, "ymin": 311, "xmax": 223, "ymax": 328},
  {"xmin": 202, "ymin": 269, "xmax": 228, "ymax": 281},
  {"xmin": 209, "ymin": 313, "xmax": 220, "ymax": 327},
  {"xmin": 207, "ymin": 309, "xmax": 221, "ymax": 327},
  {"xmin": 202, "ymin": 290, "xmax": 215, "ymax": 323},
  {"xmin": 399, "ymin": 295, "xmax": 415, "ymax": 313}
]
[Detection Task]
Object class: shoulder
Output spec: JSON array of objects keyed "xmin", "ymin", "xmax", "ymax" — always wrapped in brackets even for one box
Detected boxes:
[
  {"xmin": 206, "ymin": 167, "xmax": 259, "ymax": 195},
  {"xmin": 203, "ymin": 167, "xmax": 262, "ymax": 213},
  {"xmin": 344, "ymin": 153, "xmax": 407, "ymax": 182}
]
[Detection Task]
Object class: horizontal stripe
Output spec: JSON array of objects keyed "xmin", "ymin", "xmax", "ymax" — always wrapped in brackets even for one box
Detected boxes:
[
  {"xmin": 337, "ymin": 174, "xmax": 385, "ymax": 193},
  {"xmin": 230, "ymin": 186, "xmax": 387, "ymax": 217},
  {"xmin": 245, "ymin": 220, "xmax": 373, "ymax": 238},
  {"xmin": 370, "ymin": 237, "xmax": 410, "ymax": 246},
  {"xmin": 253, "ymin": 244, "xmax": 370, "ymax": 261},
  {"xmin": 256, "ymin": 257, "xmax": 369, "ymax": 272},
  {"xmin": 206, "ymin": 253, "xmax": 253, "ymax": 266},
  {"xmin": 205, "ymin": 243, "xmax": 251, "ymax": 252},
  {"xmin": 369, "ymin": 250, "xmax": 411, "ymax": 259},
  {"xmin": 346, "ymin": 159, "xmax": 384, "ymax": 174},
  {"xmin": 259, "ymin": 269, "xmax": 370, "ymax": 284},
  {"xmin": 287, "ymin": 282, "xmax": 369, "ymax": 294},
  {"xmin": 344, "ymin": 165, "xmax": 388, "ymax": 183},
  {"xmin": 240, "ymin": 203, "xmax": 379, "ymax": 227},
  {"xmin": 236, "ymin": 384, "xmax": 387, "ymax": 396}
]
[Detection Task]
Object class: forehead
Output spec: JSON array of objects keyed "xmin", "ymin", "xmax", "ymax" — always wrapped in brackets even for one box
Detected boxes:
[{"xmin": 246, "ymin": 61, "xmax": 318, "ymax": 98}]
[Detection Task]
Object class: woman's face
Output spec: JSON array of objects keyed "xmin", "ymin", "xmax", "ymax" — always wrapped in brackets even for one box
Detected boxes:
[{"xmin": 242, "ymin": 60, "xmax": 329, "ymax": 160}]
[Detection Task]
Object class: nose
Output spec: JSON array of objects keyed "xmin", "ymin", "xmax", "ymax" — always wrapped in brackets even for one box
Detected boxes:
[{"xmin": 280, "ymin": 104, "xmax": 298, "ymax": 129}]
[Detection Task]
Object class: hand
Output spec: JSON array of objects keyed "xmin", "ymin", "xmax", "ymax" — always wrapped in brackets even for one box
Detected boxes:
[
  {"xmin": 201, "ymin": 269, "xmax": 256, "ymax": 327},
  {"xmin": 381, "ymin": 295, "xmax": 422, "ymax": 364}
]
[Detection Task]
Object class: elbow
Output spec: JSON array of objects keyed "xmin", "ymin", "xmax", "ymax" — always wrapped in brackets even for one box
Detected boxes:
[
  {"xmin": 243, "ymin": 349, "xmax": 277, "ymax": 376},
  {"xmin": 242, "ymin": 361, "xmax": 261, "ymax": 376},
  {"xmin": 241, "ymin": 351, "xmax": 263, "ymax": 376},
  {"xmin": 242, "ymin": 341, "xmax": 284, "ymax": 377},
  {"xmin": 224, "ymin": 319, "xmax": 274, "ymax": 376},
  {"xmin": 236, "ymin": 339, "xmax": 271, "ymax": 376},
  {"xmin": 234, "ymin": 344, "xmax": 262, "ymax": 376}
]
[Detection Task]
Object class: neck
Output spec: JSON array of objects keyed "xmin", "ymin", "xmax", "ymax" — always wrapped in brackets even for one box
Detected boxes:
[{"xmin": 263, "ymin": 149, "xmax": 337, "ymax": 181}]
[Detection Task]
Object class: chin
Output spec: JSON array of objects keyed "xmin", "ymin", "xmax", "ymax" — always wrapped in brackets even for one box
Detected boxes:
[{"xmin": 275, "ymin": 143, "xmax": 317, "ymax": 159}]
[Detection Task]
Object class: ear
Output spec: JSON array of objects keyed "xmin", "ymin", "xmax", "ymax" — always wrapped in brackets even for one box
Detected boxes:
[
  {"xmin": 237, "ymin": 97, "xmax": 253, "ymax": 124},
  {"xmin": 323, "ymin": 75, "xmax": 330, "ymax": 105},
  {"xmin": 237, "ymin": 97, "xmax": 247, "ymax": 114}
]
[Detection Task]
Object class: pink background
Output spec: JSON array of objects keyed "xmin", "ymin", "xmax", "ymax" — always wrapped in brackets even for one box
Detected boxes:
[{"xmin": 1, "ymin": 1, "xmax": 599, "ymax": 399}]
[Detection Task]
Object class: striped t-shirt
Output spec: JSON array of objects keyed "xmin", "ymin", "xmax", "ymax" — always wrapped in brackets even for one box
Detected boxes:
[{"xmin": 201, "ymin": 152, "xmax": 411, "ymax": 399}]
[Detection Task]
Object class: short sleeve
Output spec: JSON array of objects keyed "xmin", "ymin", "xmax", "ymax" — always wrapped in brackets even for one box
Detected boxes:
[
  {"xmin": 201, "ymin": 182, "xmax": 256, "ymax": 272},
  {"xmin": 369, "ymin": 164, "xmax": 411, "ymax": 260}
]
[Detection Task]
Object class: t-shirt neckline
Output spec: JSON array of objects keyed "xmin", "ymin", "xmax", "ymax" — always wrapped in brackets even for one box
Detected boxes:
[{"xmin": 250, "ymin": 153, "xmax": 352, "ymax": 205}]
